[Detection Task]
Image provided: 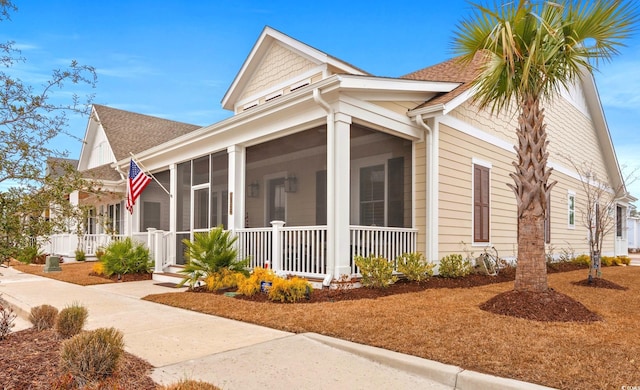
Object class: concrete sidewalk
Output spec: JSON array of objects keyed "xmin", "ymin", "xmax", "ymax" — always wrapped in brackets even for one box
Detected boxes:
[{"xmin": 0, "ymin": 265, "xmax": 553, "ymax": 390}]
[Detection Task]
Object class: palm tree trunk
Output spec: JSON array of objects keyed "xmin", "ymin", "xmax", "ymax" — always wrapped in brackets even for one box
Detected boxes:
[{"xmin": 509, "ymin": 94, "xmax": 555, "ymax": 292}]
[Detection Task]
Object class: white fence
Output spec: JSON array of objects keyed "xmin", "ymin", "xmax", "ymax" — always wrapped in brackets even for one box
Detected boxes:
[
  {"xmin": 349, "ymin": 225, "xmax": 419, "ymax": 274},
  {"xmin": 46, "ymin": 234, "xmax": 126, "ymax": 259}
]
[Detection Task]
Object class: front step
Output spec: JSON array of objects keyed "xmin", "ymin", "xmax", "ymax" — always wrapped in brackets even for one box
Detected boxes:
[{"xmin": 152, "ymin": 271, "xmax": 184, "ymax": 285}]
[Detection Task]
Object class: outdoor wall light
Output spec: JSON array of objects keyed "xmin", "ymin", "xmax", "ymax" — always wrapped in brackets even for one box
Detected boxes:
[
  {"xmin": 284, "ymin": 174, "xmax": 297, "ymax": 193},
  {"xmin": 248, "ymin": 181, "xmax": 259, "ymax": 197}
]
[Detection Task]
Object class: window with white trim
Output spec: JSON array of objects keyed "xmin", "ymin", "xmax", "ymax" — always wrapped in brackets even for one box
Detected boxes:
[{"xmin": 568, "ymin": 191, "xmax": 576, "ymax": 229}]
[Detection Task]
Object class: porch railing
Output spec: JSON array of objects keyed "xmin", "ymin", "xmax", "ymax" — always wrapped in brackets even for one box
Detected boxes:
[
  {"xmin": 47, "ymin": 234, "xmax": 126, "ymax": 258},
  {"xmin": 349, "ymin": 225, "xmax": 418, "ymax": 274}
]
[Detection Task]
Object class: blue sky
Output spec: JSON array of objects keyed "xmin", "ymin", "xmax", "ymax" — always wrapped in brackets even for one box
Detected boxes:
[{"xmin": 3, "ymin": 1, "xmax": 640, "ymax": 202}]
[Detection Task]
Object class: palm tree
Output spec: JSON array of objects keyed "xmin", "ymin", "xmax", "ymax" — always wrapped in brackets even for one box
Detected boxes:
[{"xmin": 454, "ymin": 1, "xmax": 637, "ymax": 292}]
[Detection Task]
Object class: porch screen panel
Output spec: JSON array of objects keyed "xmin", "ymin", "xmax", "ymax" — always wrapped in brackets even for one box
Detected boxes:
[
  {"xmin": 176, "ymin": 162, "xmax": 191, "ymax": 231},
  {"xmin": 192, "ymin": 155, "xmax": 209, "ymax": 186},
  {"xmin": 210, "ymin": 152, "xmax": 228, "ymax": 229},
  {"xmin": 140, "ymin": 170, "xmax": 170, "ymax": 231},
  {"xmin": 360, "ymin": 165, "xmax": 385, "ymax": 226},
  {"xmin": 387, "ymin": 157, "xmax": 404, "ymax": 227},
  {"xmin": 316, "ymin": 170, "xmax": 327, "ymax": 225},
  {"xmin": 473, "ymin": 164, "xmax": 490, "ymax": 242}
]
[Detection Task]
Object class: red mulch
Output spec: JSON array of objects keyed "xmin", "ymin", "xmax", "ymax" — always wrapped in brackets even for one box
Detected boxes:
[{"xmin": 572, "ymin": 277, "xmax": 628, "ymax": 290}]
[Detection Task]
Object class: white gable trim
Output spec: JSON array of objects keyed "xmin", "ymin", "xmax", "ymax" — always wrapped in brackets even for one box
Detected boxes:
[{"xmin": 222, "ymin": 26, "xmax": 367, "ymax": 110}]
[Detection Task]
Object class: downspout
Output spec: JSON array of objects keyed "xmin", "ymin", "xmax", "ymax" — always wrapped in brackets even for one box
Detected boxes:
[
  {"xmin": 415, "ymin": 114, "xmax": 434, "ymax": 262},
  {"xmin": 313, "ymin": 88, "xmax": 335, "ymax": 287}
]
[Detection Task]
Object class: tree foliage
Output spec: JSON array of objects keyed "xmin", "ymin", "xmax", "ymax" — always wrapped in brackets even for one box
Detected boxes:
[
  {"xmin": 0, "ymin": 1, "xmax": 97, "ymax": 259},
  {"xmin": 453, "ymin": 0, "xmax": 637, "ymax": 292}
]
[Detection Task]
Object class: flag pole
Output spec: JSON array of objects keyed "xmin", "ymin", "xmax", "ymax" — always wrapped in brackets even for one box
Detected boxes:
[{"xmin": 129, "ymin": 152, "xmax": 172, "ymax": 198}]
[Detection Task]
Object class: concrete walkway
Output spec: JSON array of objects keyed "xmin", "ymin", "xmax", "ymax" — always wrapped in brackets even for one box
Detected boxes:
[{"xmin": 0, "ymin": 265, "xmax": 553, "ymax": 390}]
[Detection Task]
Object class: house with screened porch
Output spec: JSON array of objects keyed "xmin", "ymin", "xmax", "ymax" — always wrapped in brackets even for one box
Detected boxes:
[{"xmin": 47, "ymin": 26, "xmax": 634, "ymax": 286}]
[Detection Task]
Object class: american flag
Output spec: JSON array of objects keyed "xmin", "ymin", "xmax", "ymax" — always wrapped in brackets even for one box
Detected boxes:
[{"xmin": 126, "ymin": 159, "xmax": 152, "ymax": 214}]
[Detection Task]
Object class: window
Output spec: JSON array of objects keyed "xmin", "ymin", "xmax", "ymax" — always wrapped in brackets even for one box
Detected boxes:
[
  {"xmin": 568, "ymin": 192, "xmax": 576, "ymax": 228},
  {"xmin": 360, "ymin": 164, "xmax": 385, "ymax": 226},
  {"xmin": 473, "ymin": 164, "xmax": 490, "ymax": 243},
  {"xmin": 616, "ymin": 205, "xmax": 623, "ymax": 237}
]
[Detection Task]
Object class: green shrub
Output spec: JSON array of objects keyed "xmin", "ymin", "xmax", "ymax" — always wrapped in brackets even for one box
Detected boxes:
[
  {"xmin": 178, "ymin": 226, "xmax": 249, "ymax": 288},
  {"xmin": 355, "ymin": 254, "xmax": 397, "ymax": 288},
  {"xmin": 74, "ymin": 249, "xmax": 86, "ymax": 261},
  {"xmin": 29, "ymin": 304, "xmax": 59, "ymax": 331},
  {"xmin": 268, "ymin": 277, "xmax": 313, "ymax": 303},
  {"xmin": 56, "ymin": 303, "xmax": 88, "ymax": 339},
  {"xmin": 16, "ymin": 245, "xmax": 41, "ymax": 264},
  {"xmin": 236, "ymin": 267, "xmax": 278, "ymax": 297},
  {"xmin": 572, "ymin": 254, "xmax": 590, "ymax": 267},
  {"xmin": 397, "ymin": 252, "xmax": 434, "ymax": 282},
  {"xmin": 159, "ymin": 379, "xmax": 221, "ymax": 390},
  {"xmin": 438, "ymin": 254, "xmax": 472, "ymax": 278},
  {"xmin": 60, "ymin": 327, "xmax": 125, "ymax": 387},
  {"xmin": 617, "ymin": 255, "xmax": 631, "ymax": 266},
  {"xmin": 100, "ymin": 237, "xmax": 152, "ymax": 276}
]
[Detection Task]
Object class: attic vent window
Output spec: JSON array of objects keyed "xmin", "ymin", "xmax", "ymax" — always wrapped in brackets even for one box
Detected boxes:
[
  {"xmin": 265, "ymin": 90, "xmax": 283, "ymax": 102},
  {"xmin": 243, "ymin": 100, "xmax": 259, "ymax": 111},
  {"xmin": 290, "ymin": 79, "xmax": 310, "ymax": 92}
]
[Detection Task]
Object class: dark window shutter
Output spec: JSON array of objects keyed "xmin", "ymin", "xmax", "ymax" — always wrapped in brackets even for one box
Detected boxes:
[{"xmin": 474, "ymin": 165, "xmax": 490, "ymax": 242}]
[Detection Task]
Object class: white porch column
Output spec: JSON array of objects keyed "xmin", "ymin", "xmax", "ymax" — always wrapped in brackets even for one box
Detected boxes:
[
  {"xmin": 270, "ymin": 220, "xmax": 285, "ymax": 272},
  {"xmin": 227, "ymin": 145, "xmax": 246, "ymax": 231},
  {"xmin": 168, "ymin": 163, "xmax": 177, "ymax": 265},
  {"xmin": 329, "ymin": 112, "xmax": 352, "ymax": 279}
]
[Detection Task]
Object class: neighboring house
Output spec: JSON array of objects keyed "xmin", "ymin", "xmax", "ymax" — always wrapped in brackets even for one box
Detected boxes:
[
  {"xmin": 629, "ymin": 216, "xmax": 640, "ymax": 252},
  {"xmin": 48, "ymin": 27, "xmax": 635, "ymax": 285}
]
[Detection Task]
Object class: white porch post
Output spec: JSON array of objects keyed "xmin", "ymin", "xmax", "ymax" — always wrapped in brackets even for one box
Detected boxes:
[
  {"xmin": 168, "ymin": 163, "xmax": 177, "ymax": 265},
  {"xmin": 271, "ymin": 220, "xmax": 285, "ymax": 272},
  {"xmin": 227, "ymin": 145, "xmax": 246, "ymax": 231},
  {"xmin": 329, "ymin": 112, "xmax": 352, "ymax": 279}
]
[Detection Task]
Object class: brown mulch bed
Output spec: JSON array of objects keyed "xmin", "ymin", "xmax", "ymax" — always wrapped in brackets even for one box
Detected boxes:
[
  {"xmin": 11, "ymin": 260, "xmax": 152, "ymax": 286},
  {"xmin": 145, "ymin": 266, "xmax": 640, "ymax": 389},
  {"xmin": 572, "ymin": 277, "xmax": 628, "ymax": 290},
  {"xmin": 479, "ymin": 289, "xmax": 602, "ymax": 322},
  {"xmin": 0, "ymin": 328, "xmax": 156, "ymax": 389}
]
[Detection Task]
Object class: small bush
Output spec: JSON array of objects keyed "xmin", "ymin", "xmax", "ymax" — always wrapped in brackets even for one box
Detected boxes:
[
  {"xmin": 56, "ymin": 303, "xmax": 88, "ymax": 339},
  {"xmin": 600, "ymin": 256, "xmax": 614, "ymax": 267},
  {"xmin": 92, "ymin": 261, "xmax": 105, "ymax": 276},
  {"xmin": 0, "ymin": 295, "xmax": 16, "ymax": 340},
  {"xmin": 100, "ymin": 237, "xmax": 152, "ymax": 276},
  {"xmin": 16, "ymin": 245, "xmax": 42, "ymax": 264},
  {"xmin": 75, "ymin": 249, "xmax": 86, "ymax": 262},
  {"xmin": 438, "ymin": 254, "xmax": 472, "ymax": 278},
  {"xmin": 95, "ymin": 248, "xmax": 105, "ymax": 261},
  {"xmin": 159, "ymin": 379, "xmax": 221, "ymax": 390},
  {"xmin": 29, "ymin": 304, "xmax": 59, "ymax": 331},
  {"xmin": 204, "ymin": 268, "xmax": 244, "ymax": 291},
  {"xmin": 617, "ymin": 255, "xmax": 631, "ymax": 266},
  {"xmin": 268, "ymin": 277, "xmax": 312, "ymax": 303},
  {"xmin": 355, "ymin": 254, "xmax": 397, "ymax": 288},
  {"xmin": 60, "ymin": 327, "xmax": 125, "ymax": 387},
  {"xmin": 397, "ymin": 252, "xmax": 434, "ymax": 282},
  {"xmin": 572, "ymin": 254, "xmax": 590, "ymax": 267},
  {"xmin": 236, "ymin": 267, "xmax": 278, "ymax": 296}
]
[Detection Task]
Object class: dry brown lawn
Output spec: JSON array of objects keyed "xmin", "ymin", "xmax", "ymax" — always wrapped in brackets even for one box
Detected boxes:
[
  {"xmin": 10, "ymin": 260, "xmax": 113, "ymax": 286},
  {"xmin": 144, "ymin": 267, "xmax": 640, "ymax": 390}
]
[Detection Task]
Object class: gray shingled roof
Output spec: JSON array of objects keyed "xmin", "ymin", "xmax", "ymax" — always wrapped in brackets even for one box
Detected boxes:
[
  {"xmin": 93, "ymin": 104, "xmax": 201, "ymax": 161},
  {"xmin": 82, "ymin": 163, "xmax": 122, "ymax": 182},
  {"xmin": 46, "ymin": 157, "xmax": 79, "ymax": 178}
]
